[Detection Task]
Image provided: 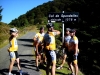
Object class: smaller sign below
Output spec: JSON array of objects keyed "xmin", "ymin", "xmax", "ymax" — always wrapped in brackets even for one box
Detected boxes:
[{"xmin": 48, "ymin": 12, "xmax": 79, "ymax": 23}]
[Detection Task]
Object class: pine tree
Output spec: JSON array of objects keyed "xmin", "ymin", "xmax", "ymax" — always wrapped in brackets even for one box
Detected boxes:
[{"xmin": 0, "ymin": 6, "xmax": 3, "ymax": 22}]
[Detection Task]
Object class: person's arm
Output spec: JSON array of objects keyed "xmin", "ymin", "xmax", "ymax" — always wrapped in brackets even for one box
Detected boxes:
[
  {"xmin": 74, "ymin": 37, "xmax": 78, "ymax": 55},
  {"xmin": 74, "ymin": 43, "xmax": 78, "ymax": 55},
  {"xmin": 9, "ymin": 38, "xmax": 15, "ymax": 51},
  {"xmin": 36, "ymin": 42, "xmax": 39, "ymax": 55},
  {"xmin": 52, "ymin": 30, "xmax": 60, "ymax": 35},
  {"xmin": 33, "ymin": 37, "xmax": 36, "ymax": 41},
  {"xmin": 33, "ymin": 33, "xmax": 38, "ymax": 46}
]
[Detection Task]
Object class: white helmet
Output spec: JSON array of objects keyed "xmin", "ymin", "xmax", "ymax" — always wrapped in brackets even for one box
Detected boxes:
[{"xmin": 10, "ymin": 28, "xmax": 18, "ymax": 32}]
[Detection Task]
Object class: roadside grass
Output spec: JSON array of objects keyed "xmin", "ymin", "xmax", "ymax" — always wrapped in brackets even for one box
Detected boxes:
[{"xmin": 0, "ymin": 23, "xmax": 10, "ymax": 48}]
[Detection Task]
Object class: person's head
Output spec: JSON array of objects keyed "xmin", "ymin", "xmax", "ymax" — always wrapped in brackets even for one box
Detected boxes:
[
  {"xmin": 46, "ymin": 23, "xmax": 54, "ymax": 32},
  {"xmin": 70, "ymin": 29, "xmax": 76, "ymax": 36},
  {"xmin": 9, "ymin": 28, "xmax": 18, "ymax": 37},
  {"xmin": 65, "ymin": 28, "xmax": 71, "ymax": 35},
  {"xmin": 39, "ymin": 26, "xmax": 44, "ymax": 33}
]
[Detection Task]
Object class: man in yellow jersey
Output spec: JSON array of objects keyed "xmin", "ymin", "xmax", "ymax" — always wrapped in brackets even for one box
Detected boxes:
[
  {"xmin": 43, "ymin": 23, "xmax": 60, "ymax": 75},
  {"xmin": 8, "ymin": 28, "xmax": 22, "ymax": 75},
  {"xmin": 57, "ymin": 28, "xmax": 71, "ymax": 70},
  {"xmin": 68, "ymin": 29, "xmax": 79, "ymax": 75},
  {"xmin": 33, "ymin": 27, "xmax": 45, "ymax": 71}
]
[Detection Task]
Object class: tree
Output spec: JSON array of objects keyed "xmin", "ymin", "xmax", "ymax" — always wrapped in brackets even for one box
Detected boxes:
[{"xmin": 0, "ymin": 6, "xmax": 3, "ymax": 22}]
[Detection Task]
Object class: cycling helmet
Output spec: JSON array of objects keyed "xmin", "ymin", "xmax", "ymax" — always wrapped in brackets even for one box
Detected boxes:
[
  {"xmin": 46, "ymin": 23, "xmax": 54, "ymax": 28},
  {"xmin": 10, "ymin": 28, "xmax": 18, "ymax": 32}
]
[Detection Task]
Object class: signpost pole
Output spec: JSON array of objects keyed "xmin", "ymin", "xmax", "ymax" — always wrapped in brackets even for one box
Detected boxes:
[{"xmin": 62, "ymin": 11, "xmax": 64, "ymax": 45}]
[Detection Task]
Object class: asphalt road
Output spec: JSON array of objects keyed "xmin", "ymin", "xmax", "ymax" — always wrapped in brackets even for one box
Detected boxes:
[{"xmin": 0, "ymin": 32, "xmax": 41, "ymax": 75}]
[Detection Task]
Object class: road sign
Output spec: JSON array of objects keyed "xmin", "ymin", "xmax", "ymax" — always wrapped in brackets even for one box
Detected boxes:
[
  {"xmin": 48, "ymin": 11, "xmax": 79, "ymax": 48},
  {"xmin": 48, "ymin": 12, "xmax": 79, "ymax": 22}
]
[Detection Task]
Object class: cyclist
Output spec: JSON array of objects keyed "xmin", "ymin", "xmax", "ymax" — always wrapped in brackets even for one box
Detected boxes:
[
  {"xmin": 57, "ymin": 28, "xmax": 71, "ymax": 70},
  {"xmin": 33, "ymin": 27, "xmax": 45, "ymax": 71},
  {"xmin": 43, "ymin": 23, "xmax": 60, "ymax": 75},
  {"xmin": 68, "ymin": 29, "xmax": 79, "ymax": 75},
  {"xmin": 8, "ymin": 28, "xmax": 22, "ymax": 75}
]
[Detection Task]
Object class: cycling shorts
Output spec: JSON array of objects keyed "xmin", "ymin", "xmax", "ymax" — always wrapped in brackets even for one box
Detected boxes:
[
  {"xmin": 45, "ymin": 50, "xmax": 56, "ymax": 64},
  {"xmin": 67, "ymin": 50, "xmax": 78, "ymax": 65},
  {"xmin": 9, "ymin": 51, "xmax": 19, "ymax": 60}
]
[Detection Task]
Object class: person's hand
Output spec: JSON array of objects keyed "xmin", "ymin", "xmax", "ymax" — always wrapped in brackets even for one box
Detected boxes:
[{"xmin": 7, "ymin": 48, "xmax": 10, "ymax": 52}]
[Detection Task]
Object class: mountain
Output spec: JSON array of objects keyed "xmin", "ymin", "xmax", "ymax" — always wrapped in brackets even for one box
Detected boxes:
[{"xmin": 9, "ymin": 0, "xmax": 100, "ymax": 75}]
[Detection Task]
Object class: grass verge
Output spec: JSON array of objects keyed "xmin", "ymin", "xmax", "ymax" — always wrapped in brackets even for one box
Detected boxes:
[{"xmin": 40, "ymin": 61, "xmax": 84, "ymax": 75}]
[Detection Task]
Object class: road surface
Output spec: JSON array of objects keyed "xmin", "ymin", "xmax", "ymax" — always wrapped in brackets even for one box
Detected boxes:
[{"xmin": 0, "ymin": 32, "xmax": 41, "ymax": 75}]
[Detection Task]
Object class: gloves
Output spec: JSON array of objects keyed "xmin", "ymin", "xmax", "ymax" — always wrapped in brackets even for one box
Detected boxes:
[{"xmin": 73, "ymin": 54, "xmax": 78, "ymax": 60}]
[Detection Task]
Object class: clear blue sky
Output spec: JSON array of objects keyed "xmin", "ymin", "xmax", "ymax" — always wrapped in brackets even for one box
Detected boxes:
[{"xmin": 0, "ymin": 0, "xmax": 52, "ymax": 24}]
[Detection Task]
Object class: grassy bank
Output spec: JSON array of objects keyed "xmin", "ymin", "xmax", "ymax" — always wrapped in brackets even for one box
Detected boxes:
[{"xmin": 0, "ymin": 23, "xmax": 38, "ymax": 49}]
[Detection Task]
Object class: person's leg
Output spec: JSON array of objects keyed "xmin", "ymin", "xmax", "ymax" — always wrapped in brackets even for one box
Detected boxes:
[
  {"xmin": 9, "ymin": 59, "xmax": 15, "ymax": 73},
  {"xmin": 8, "ymin": 52, "xmax": 16, "ymax": 75},
  {"xmin": 35, "ymin": 51, "xmax": 40, "ymax": 71},
  {"xmin": 43, "ymin": 50, "xmax": 47, "ymax": 64},
  {"xmin": 15, "ymin": 51, "xmax": 21, "ymax": 70},
  {"xmin": 16, "ymin": 58, "xmax": 23, "ymax": 75},
  {"xmin": 57, "ymin": 54, "xmax": 67, "ymax": 69},
  {"xmin": 46, "ymin": 61, "xmax": 51, "ymax": 75},
  {"xmin": 38, "ymin": 46, "xmax": 43, "ymax": 65},
  {"xmin": 45, "ymin": 50, "xmax": 51, "ymax": 75},
  {"xmin": 50, "ymin": 51, "xmax": 56, "ymax": 75},
  {"xmin": 36, "ymin": 56, "xmax": 39, "ymax": 65},
  {"xmin": 51, "ymin": 62, "xmax": 56, "ymax": 75},
  {"xmin": 67, "ymin": 54, "xmax": 74, "ymax": 74},
  {"xmin": 60, "ymin": 54, "xmax": 67, "ymax": 67},
  {"xmin": 73, "ymin": 62, "xmax": 78, "ymax": 75},
  {"xmin": 73, "ymin": 56, "xmax": 78, "ymax": 75},
  {"xmin": 35, "ymin": 51, "xmax": 39, "ymax": 67},
  {"xmin": 16, "ymin": 58, "xmax": 21, "ymax": 70},
  {"xmin": 44, "ymin": 55, "xmax": 47, "ymax": 64},
  {"xmin": 40, "ymin": 53, "xmax": 44, "ymax": 65}
]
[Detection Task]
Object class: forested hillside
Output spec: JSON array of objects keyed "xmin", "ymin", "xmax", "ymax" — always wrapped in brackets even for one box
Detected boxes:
[{"xmin": 9, "ymin": 0, "xmax": 100, "ymax": 74}]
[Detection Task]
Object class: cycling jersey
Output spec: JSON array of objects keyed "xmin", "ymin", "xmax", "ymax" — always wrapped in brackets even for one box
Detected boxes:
[
  {"xmin": 67, "ymin": 35, "xmax": 79, "ymax": 64},
  {"xmin": 44, "ymin": 32, "xmax": 57, "ymax": 50},
  {"xmin": 68, "ymin": 36, "xmax": 78, "ymax": 51},
  {"xmin": 34, "ymin": 32, "xmax": 45, "ymax": 46},
  {"xmin": 9, "ymin": 37, "xmax": 18, "ymax": 51}
]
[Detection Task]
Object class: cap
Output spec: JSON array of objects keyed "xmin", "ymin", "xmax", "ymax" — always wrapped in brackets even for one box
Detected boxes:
[
  {"xmin": 66, "ymin": 28, "xmax": 71, "ymax": 31},
  {"xmin": 70, "ymin": 29, "xmax": 76, "ymax": 33},
  {"xmin": 10, "ymin": 28, "xmax": 18, "ymax": 32}
]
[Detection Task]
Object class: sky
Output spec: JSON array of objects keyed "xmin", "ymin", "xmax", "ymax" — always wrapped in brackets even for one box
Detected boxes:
[{"xmin": 0, "ymin": 0, "xmax": 52, "ymax": 24}]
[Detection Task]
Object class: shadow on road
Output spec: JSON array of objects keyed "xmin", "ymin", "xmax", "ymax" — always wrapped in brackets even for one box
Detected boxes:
[
  {"xmin": 19, "ymin": 54, "xmax": 35, "ymax": 57},
  {"xmin": 20, "ymin": 44, "xmax": 33, "ymax": 47},
  {"xmin": 0, "ymin": 69, "xmax": 20, "ymax": 75},
  {"xmin": 0, "ymin": 60, "xmax": 37, "ymax": 75},
  {"xmin": 18, "ymin": 39, "xmax": 33, "ymax": 43},
  {"xmin": 0, "ymin": 68, "xmax": 30, "ymax": 75},
  {"xmin": 20, "ymin": 59, "xmax": 37, "ymax": 71}
]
